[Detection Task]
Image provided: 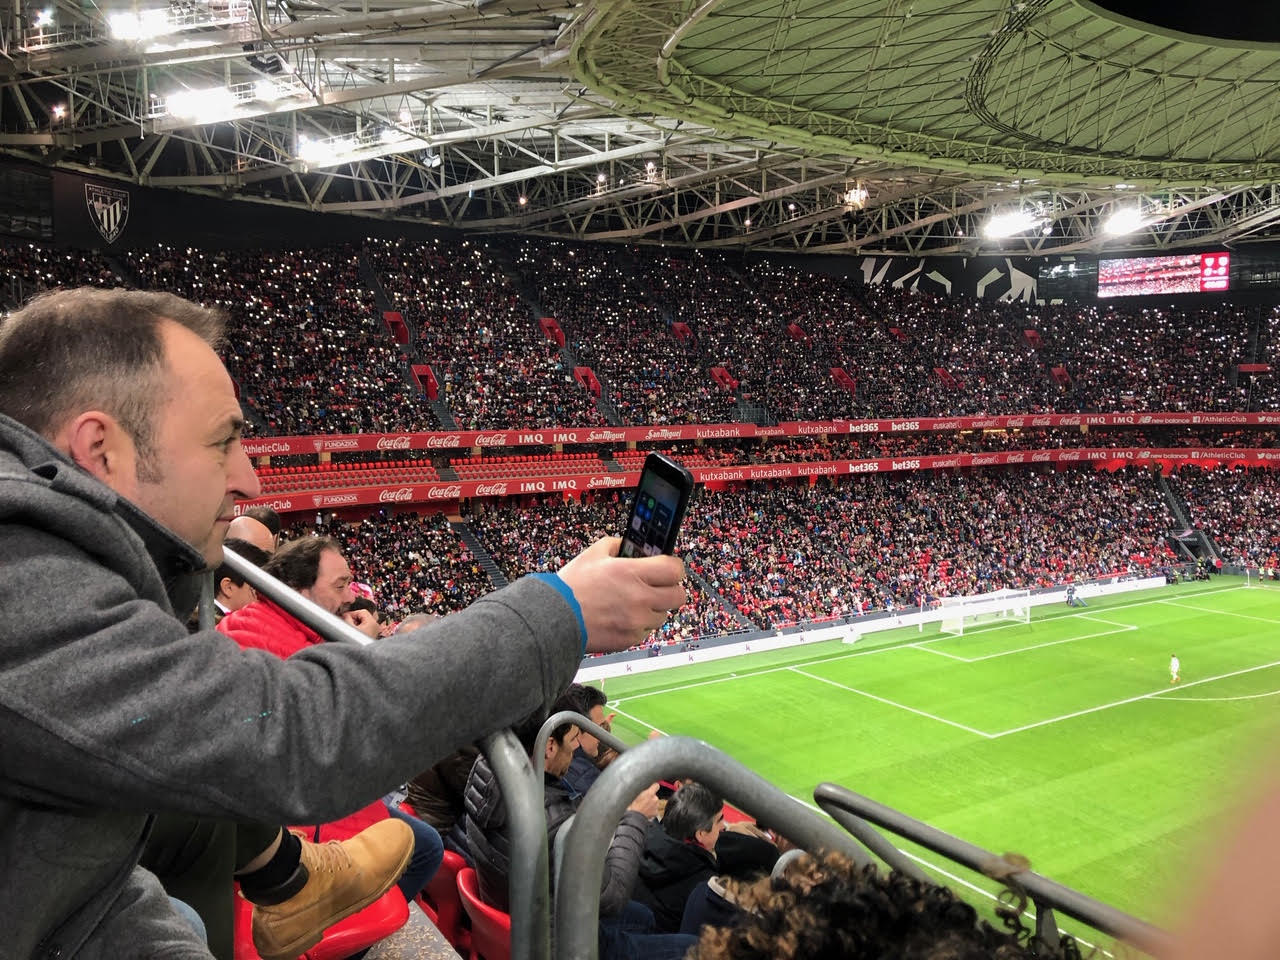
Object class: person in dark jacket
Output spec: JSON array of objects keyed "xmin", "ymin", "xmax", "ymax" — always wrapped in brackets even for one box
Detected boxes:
[
  {"xmin": 0, "ymin": 288, "xmax": 689, "ymax": 960},
  {"xmin": 464, "ymin": 693, "xmax": 697, "ymax": 960},
  {"xmin": 636, "ymin": 782, "xmax": 725, "ymax": 932},
  {"xmin": 563, "ymin": 683, "xmax": 612, "ymax": 798}
]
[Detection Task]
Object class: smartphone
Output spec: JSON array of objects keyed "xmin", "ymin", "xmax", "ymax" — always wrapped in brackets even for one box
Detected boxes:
[{"xmin": 619, "ymin": 453, "xmax": 695, "ymax": 558}]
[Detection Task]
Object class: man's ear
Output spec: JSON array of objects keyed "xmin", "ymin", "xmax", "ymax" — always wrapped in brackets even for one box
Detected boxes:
[
  {"xmin": 217, "ymin": 576, "xmax": 234, "ymax": 598},
  {"xmin": 55, "ymin": 411, "xmax": 137, "ymax": 491}
]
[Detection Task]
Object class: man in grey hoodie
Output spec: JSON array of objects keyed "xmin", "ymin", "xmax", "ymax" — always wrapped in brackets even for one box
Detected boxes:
[{"xmin": 0, "ymin": 287, "xmax": 687, "ymax": 960}]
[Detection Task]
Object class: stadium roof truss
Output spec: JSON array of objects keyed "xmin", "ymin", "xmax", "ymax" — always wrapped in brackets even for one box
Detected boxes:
[{"xmin": 1, "ymin": 0, "xmax": 1279, "ymax": 254}]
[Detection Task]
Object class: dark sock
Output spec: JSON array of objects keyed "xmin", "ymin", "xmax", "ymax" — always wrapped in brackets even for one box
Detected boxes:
[{"xmin": 237, "ymin": 829, "xmax": 308, "ymax": 906}]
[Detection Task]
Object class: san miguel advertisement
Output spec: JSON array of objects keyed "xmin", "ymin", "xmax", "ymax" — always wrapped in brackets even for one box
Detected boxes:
[
  {"xmin": 240, "ymin": 411, "xmax": 1280, "ymax": 458},
  {"xmin": 234, "ymin": 447, "xmax": 1280, "ymax": 515}
]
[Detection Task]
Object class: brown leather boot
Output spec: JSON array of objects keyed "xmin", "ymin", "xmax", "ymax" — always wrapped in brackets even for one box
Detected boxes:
[{"xmin": 251, "ymin": 819, "xmax": 414, "ymax": 960}]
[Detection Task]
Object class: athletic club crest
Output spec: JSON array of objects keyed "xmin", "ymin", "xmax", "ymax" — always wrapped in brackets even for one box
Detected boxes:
[{"xmin": 85, "ymin": 182, "xmax": 130, "ymax": 243}]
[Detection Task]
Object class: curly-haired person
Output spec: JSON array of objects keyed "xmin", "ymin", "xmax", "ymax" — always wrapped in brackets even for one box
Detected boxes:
[{"xmin": 688, "ymin": 851, "xmax": 1084, "ymax": 960}]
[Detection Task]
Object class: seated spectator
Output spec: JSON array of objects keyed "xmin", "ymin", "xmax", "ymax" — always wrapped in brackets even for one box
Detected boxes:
[
  {"xmin": 636, "ymin": 782, "xmax": 725, "ymax": 932},
  {"xmin": 211, "ymin": 538, "xmax": 270, "ymax": 622},
  {"xmin": 563, "ymin": 683, "xmax": 613, "ymax": 798},
  {"xmin": 463, "ymin": 691, "xmax": 697, "ymax": 960},
  {"xmin": 219, "ymin": 537, "xmax": 445, "ymax": 910}
]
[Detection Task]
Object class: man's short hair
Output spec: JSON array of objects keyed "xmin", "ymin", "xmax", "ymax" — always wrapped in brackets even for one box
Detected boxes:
[
  {"xmin": 567, "ymin": 683, "xmax": 608, "ymax": 714},
  {"xmin": 214, "ymin": 538, "xmax": 271, "ymax": 590},
  {"xmin": 242, "ymin": 505, "xmax": 282, "ymax": 538},
  {"xmin": 513, "ymin": 689, "xmax": 581, "ymax": 755},
  {"xmin": 661, "ymin": 782, "xmax": 724, "ymax": 842},
  {"xmin": 0, "ymin": 288, "xmax": 226, "ymax": 477},
  {"xmin": 348, "ymin": 596, "xmax": 378, "ymax": 617},
  {"xmin": 261, "ymin": 535, "xmax": 341, "ymax": 591}
]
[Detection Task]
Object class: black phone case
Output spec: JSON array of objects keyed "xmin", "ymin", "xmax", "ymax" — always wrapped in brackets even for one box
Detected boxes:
[{"xmin": 621, "ymin": 453, "xmax": 695, "ymax": 556}]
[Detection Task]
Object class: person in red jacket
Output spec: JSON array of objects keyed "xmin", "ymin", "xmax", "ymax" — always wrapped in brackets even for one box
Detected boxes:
[{"xmin": 219, "ymin": 536, "xmax": 444, "ymax": 904}]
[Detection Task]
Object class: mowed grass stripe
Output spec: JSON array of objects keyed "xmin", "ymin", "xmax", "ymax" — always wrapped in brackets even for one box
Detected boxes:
[{"xmin": 601, "ymin": 579, "xmax": 1280, "ymax": 923}]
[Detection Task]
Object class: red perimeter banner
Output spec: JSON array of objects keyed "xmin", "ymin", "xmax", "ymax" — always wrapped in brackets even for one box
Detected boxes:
[
  {"xmin": 240, "ymin": 412, "xmax": 1280, "ymax": 458},
  {"xmin": 234, "ymin": 447, "xmax": 1280, "ymax": 515}
]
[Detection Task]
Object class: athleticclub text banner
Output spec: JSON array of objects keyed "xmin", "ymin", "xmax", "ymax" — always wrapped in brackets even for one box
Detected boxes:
[
  {"xmin": 239, "ymin": 412, "xmax": 1280, "ymax": 458},
  {"xmin": 234, "ymin": 447, "xmax": 1280, "ymax": 515}
]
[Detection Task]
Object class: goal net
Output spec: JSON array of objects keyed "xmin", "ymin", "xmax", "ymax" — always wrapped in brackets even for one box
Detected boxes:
[{"xmin": 938, "ymin": 588, "xmax": 1032, "ymax": 636}]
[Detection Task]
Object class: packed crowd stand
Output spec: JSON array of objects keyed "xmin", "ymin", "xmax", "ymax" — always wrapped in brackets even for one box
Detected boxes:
[
  {"xmin": 281, "ymin": 511, "xmax": 492, "ymax": 618},
  {"xmin": 681, "ymin": 469, "xmax": 1175, "ymax": 626},
  {"xmin": 365, "ymin": 237, "xmax": 603, "ymax": 430},
  {"xmin": 4, "ymin": 238, "xmax": 1278, "ymax": 436},
  {"xmin": 509, "ymin": 240, "xmax": 735, "ymax": 425},
  {"xmin": 127, "ymin": 244, "xmax": 422, "ymax": 435},
  {"xmin": 464, "ymin": 493, "xmax": 741, "ymax": 647},
  {"xmin": 0, "ymin": 240, "xmax": 124, "ymax": 306},
  {"xmin": 271, "ymin": 461, "xmax": 1187, "ymax": 644},
  {"xmin": 1171, "ymin": 466, "xmax": 1280, "ymax": 571}
]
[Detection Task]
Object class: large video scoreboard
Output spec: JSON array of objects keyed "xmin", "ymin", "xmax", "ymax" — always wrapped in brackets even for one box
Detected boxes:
[{"xmin": 1097, "ymin": 252, "xmax": 1231, "ymax": 298}]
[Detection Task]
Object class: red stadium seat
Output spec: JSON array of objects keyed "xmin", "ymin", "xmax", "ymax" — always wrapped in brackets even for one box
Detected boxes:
[{"xmin": 456, "ymin": 867, "xmax": 510, "ymax": 960}]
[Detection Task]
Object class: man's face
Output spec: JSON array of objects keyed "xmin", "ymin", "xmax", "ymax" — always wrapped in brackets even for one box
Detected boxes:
[
  {"xmin": 695, "ymin": 810, "xmax": 726, "ymax": 852},
  {"xmin": 217, "ymin": 577, "xmax": 257, "ymax": 613},
  {"xmin": 124, "ymin": 321, "xmax": 261, "ymax": 568},
  {"xmin": 545, "ymin": 725, "xmax": 581, "ymax": 778},
  {"xmin": 301, "ymin": 548, "xmax": 355, "ymax": 615},
  {"xmin": 577, "ymin": 704, "xmax": 605, "ymax": 759}
]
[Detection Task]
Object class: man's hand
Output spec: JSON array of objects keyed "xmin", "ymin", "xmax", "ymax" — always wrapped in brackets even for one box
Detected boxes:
[
  {"xmin": 558, "ymin": 537, "xmax": 686, "ymax": 654},
  {"xmin": 342, "ymin": 608, "xmax": 380, "ymax": 639},
  {"xmin": 627, "ymin": 783, "xmax": 661, "ymax": 820}
]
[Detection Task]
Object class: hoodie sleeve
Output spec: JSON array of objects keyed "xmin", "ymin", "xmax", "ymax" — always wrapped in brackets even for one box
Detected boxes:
[{"xmin": 0, "ymin": 523, "xmax": 584, "ymax": 825}]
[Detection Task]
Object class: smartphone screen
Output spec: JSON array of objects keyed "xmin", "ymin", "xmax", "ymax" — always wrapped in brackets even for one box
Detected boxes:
[{"xmin": 619, "ymin": 455, "xmax": 693, "ymax": 558}]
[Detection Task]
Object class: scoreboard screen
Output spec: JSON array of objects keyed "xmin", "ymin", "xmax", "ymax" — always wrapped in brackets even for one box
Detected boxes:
[{"xmin": 1097, "ymin": 252, "xmax": 1231, "ymax": 298}]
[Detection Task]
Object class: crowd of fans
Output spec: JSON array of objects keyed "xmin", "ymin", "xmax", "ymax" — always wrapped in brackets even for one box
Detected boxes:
[
  {"xmin": 509, "ymin": 240, "xmax": 735, "ymax": 424},
  {"xmin": 4, "ymin": 238, "xmax": 1277, "ymax": 435},
  {"xmin": 281, "ymin": 511, "xmax": 492, "ymax": 618},
  {"xmin": 1173, "ymin": 466, "xmax": 1280, "ymax": 570},
  {"xmin": 128, "ymin": 244, "xmax": 424, "ymax": 435},
  {"xmin": 464, "ymin": 493, "xmax": 741, "ymax": 647},
  {"xmin": 682, "ymin": 470, "xmax": 1175, "ymax": 626},
  {"xmin": 366, "ymin": 238, "xmax": 603, "ymax": 429},
  {"xmin": 0, "ymin": 241, "xmax": 123, "ymax": 307}
]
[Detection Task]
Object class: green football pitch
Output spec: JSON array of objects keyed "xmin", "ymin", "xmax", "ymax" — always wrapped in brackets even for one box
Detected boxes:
[{"xmin": 599, "ymin": 577, "xmax": 1280, "ymax": 941}]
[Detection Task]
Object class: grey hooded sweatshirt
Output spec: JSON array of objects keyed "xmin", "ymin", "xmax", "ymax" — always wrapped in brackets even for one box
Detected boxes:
[{"xmin": 0, "ymin": 414, "xmax": 584, "ymax": 959}]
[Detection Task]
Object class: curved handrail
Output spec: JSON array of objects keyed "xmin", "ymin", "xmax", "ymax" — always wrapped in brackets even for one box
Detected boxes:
[
  {"xmin": 814, "ymin": 782, "xmax": 1174, "ymax": 957},
  {"xmin": 555, "ymin": 736, "xmax": 873, "ymax": 960}
]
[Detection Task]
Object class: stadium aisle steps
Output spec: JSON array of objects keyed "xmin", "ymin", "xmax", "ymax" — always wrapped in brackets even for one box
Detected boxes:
[
  {"xmin": 449, "ymin": 520, "xmax": 510, "ymax": 589},
  {"xmin": 687, "ymin": 569, "xmax": 758, "ymax": 631},
  {"xmin": 430, "ymin": 398, "xmax": 459, "ymax": 430}
]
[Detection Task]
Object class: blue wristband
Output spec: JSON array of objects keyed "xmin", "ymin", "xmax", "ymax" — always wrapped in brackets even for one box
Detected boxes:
[{"xmin": 531, "ymin": 573, "xmax": 588, "ymax": 655}]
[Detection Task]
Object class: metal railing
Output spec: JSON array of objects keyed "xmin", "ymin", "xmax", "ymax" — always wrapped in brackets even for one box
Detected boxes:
[{"xmin": 207, "ymin": 550, "xmax": 1173, "ymax": 960}]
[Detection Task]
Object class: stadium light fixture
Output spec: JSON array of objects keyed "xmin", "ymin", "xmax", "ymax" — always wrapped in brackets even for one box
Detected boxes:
[
  {"xmin": 1102, "ymin": 207, "xmax": 1147, "ymax": 235},
  {"xmin": 165, "ymin": 86, "xmax": 237, "ymax": 123},
  {"xmin": 33, "ymin": 8, "xmax": 55, "ymax": 28},
  {"xmin": 982, "ymin": 208, "xmax": 1045, "ymax": 239},
  {"xmin": 108, "ymin": 9, "xmax": 172, "ymax": 40}
]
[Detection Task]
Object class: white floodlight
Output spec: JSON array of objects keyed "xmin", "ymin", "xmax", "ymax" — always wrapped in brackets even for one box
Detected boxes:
[
  {"xmin": 109, "ymin": 9, "xmax": 171, "ymax": 41},
  {"xmin": 1102, "ymin": 207, "xmax": 1146, "ymax": 235},
  {"xmin": 254, "ymin": 80, "xmax": 289, "ymax": 103},
  {"xmin": 165, "ymin": 86, "xmax": 237, "ymax": 122},
  {"xmin": 518, "ymin": 195, "xmax": 528, "ymax": 206},
  {"xmin": 982, "ymin": 209, "xmax": 1042, "ymax": 239},
  {"xmin": 51, "ymin": 103, "xmax": 67, "ymax": 120},
  {"xmin": 398, "ymin": 108, "xmax": 412, "ymax": 124},
  {"xmin": 34, "ymin": 8, "xmax": 55, "ymax": 28}
]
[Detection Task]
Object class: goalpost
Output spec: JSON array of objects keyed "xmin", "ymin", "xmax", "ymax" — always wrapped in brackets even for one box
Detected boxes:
[
  {"xmin": 938, "ymin": 588, "xmax": 1032, "ymax": 636},
  {"xmin": 1244, "ymin": 566, "xmax": 1280, "ymax": 589}
]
